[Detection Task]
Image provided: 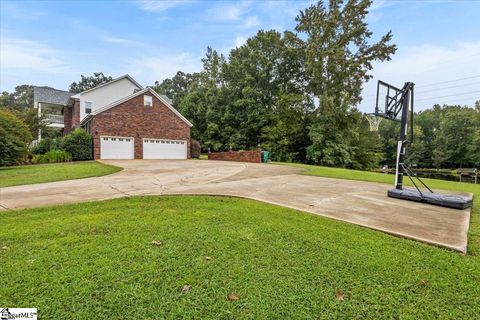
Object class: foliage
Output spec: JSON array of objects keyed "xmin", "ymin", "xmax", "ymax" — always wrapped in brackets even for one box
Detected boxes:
[
  {"xmin": 296, "ymin": 0, "xmax": 396, "ymax": 166},
  {"xmin": 69, "ymin": 72, "xmax": 113, "ymax": 93},
  {"xmin": 32, "ymin": 137, "xmax": 64, "ymax": 155},
  {"xmin": 152, "ymin": 71, "xmax": 201, "ymax": 107},
  {"xmin": 157, "ymin": 1, "xmax": 395, "ymax": 169},
  {"xmin": 32, "ymin": 149, "xmax": 72, "ymax": 164},
  {"xmin": 61, "ymin": 129, "xmax": 92, "ymax": 161},
  {"xmin": 190, "ymin": 139, "xmax": 201, "ymax": 158},
  {"xmin": 379, "ymin": 105, "xmax": 480, "ymax": 168},
  {"xmin": 0, "ymin": 85, "xmax": 34, "ymax": 110},
  {"xmin": 0, "ymin": 109, "xmax": 33, "ymax": 166}
]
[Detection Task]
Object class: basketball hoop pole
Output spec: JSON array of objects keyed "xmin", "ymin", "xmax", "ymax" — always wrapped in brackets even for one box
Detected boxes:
[{"xmin": 394, "ymin": 82, "xmax": 413, "ymax": 190}]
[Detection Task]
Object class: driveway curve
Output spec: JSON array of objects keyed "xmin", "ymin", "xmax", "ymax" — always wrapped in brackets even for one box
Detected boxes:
[{"xmin": 0, "ymin": 160, "xmax": 471, "ymax": 253}]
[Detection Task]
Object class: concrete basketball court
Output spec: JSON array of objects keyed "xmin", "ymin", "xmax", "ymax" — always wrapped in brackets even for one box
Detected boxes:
[{"xmin": 0, "ymin": 160, "xmax": 472, "ymax": 253}]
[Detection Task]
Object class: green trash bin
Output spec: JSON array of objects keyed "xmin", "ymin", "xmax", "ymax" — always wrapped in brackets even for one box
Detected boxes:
[{"xmin": 261, "ymin": 151, "xmax": 269, "ymax": 163}]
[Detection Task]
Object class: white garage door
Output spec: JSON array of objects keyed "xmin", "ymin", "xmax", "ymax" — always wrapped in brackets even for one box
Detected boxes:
[
  {"xmin": 100, "ymin": 136, "xmax": 134, "ymax": 159},
  {"xmin": 143, "ymin": 138, "xmax": 187, "ymax": 159}
]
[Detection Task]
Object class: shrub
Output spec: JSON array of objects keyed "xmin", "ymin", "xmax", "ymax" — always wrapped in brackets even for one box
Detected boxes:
[
  {"xmin": 0, "ymin": 109, "xmax": 33, "ymax": 166},
  {"xmin": 32, "ymin": 137, "xmax": 61, "ymax": 155},
  {"xmin": 61, "ymin": 129, "xmax": 92, "ymax": 161},
  {"xmin": 190, "ymin": 139, "xmax": 201, "ymax": 158},
  {"xmin": 32, "ymin": 149, "xmax": 72, "ymax": 164}
]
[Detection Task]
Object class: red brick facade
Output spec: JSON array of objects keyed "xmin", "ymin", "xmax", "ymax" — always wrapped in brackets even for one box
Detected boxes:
[
  {"xmin": 63, "ymin": 105, "xmax": 72, "ymax": 134},
  {"xmin": 208, "ymin": 149, "xmax": 262, "ymax": 163},
  {"xmin": 91, "ymin": 93, "xmax": 191, "ymax": 160},
  {"xmin": 63, "ymin": 99, "xmax": 80, "ymax": 135}
]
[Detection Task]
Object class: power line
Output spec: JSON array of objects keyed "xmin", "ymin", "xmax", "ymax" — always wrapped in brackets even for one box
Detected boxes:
[
  {"xmin": 416, "ymin": 90, "xmax": 480, "ymax": 102},
  {"xmin": 415, "ymin": 81, "xmax": 480, "ymax": 94},
  {"xmin": 416, "ymin": 75, "xmax": 480, "ymax": 88},
  {"xmin": 416, "ymin": 96, "xmax": 479, "ymax": 107}
]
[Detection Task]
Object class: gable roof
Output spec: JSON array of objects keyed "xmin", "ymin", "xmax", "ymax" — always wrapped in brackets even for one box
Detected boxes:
[
  {"xmin": 71, "ymin": 74, "xmax": 143, "ymax": 98},
  {"xmin": 80, "ymin": 88, "xmax": 193, "ymax": 127},
  {"xmin": 33, "ymin": 86, "xmax": 74, "ymax": 106}
]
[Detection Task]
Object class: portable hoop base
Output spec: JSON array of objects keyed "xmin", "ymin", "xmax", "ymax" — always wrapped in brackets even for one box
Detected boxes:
[{"xmin": 388, "ymin": 188, "xmax": 472, "ymax": 210}]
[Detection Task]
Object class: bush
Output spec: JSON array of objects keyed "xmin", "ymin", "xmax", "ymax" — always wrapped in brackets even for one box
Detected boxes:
[
  {"xmin": 0, "ymin": 109, "xmax": 33, "ymax": 166},
  {"xmin": 190, "ymin": 139, "xmax": 201, "ymax": 158},
  {"xmin": 32, "ymin": 137, "xmax": 61, "ymax": 155},
  {"xmin": 61, "ymin": 129, "xmax": 92, "ymax": 161},
  {"xmin": 32, "ymin": 149, "xmax": 72, "ymax": 164}
]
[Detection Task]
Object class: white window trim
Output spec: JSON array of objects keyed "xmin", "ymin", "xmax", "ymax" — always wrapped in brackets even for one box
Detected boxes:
[
  {"xmin": 144, "ymin": 95, "xmax": 153, "ymax": 107},
  {"xmin": 85, "ymin": 101, "xmax": 92, "ymax": 114}
]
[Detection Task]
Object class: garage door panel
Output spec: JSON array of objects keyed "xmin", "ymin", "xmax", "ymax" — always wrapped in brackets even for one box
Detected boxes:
[
  {"xmin": 100, "ymin": 136, "xmax": 134, "ymax": 159},
  {"xmin": 143, "ymin": 139, "xmax": 187, "ymax": 159}
]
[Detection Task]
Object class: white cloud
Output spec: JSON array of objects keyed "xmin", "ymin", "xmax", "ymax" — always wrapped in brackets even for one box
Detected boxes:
[
  {"xmin": 136, "ymin": 0, "xmax": 193, "ymax": 12},
  {"xmin": 129, "ymin": 52, "xmax": 202, "ymax": 84},
  {"xmin": 102, "ymin": 36, "xmax": 142, "ymax": 47},
  {"xmin": 1, "ymin": 2, "xmax": 47, "ymax": 21},
  {"xmin": 234, "ymin": 35, "xmax": 248, "ymax": 48},
  {"xmin": 242, "ymin": 15, "xmax": 260, "ymax": 29},
  {"xmin": 208, "ymin": 0, "xmax": 252, "ymax": 21},
  {"xmin": 0, "ymin": 35, "xmax": 68, "ymax": 73},
  {"xmin": 359, "ymin": 41, "xmax": 480, "ymax": 111}
]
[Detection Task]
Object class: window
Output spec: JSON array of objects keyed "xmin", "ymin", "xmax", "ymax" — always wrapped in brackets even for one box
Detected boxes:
[
  {"xmin": 144, "ymin": 95, "xmax": 153, "ymax": 106},
  {"xmin": 85, "ymin": 101, "xmax": 92, "ymax": 114}
]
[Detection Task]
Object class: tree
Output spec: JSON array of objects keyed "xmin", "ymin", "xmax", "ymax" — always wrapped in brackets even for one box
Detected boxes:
[
  {"xmin": 432, "ymin": 106, "xmax": 479, "ymax": 168},
  {"xmin": 70, "ymin": 72, "xmax": 113, "ymax": 93},
  {"xmin": 296, "ymin": 0, "xmax": 396, "ymax": 167},
  {"xmin": 222, "ymin": 30, "xmax": 313, "ymax": 160},
  {"xmin": 178, "ymin": 47, "xmax": 228, "ymax": 150},
  {"xmin": 61, "ymin": 129, "xmax": 92, "ymax": 160},
  {"xmin": 0, "ymin": 109, "xmax": 32, "ymax": 166},
  {"xmin": 152, "ymin": 71, "xmax": 200, "ymax": 107}
]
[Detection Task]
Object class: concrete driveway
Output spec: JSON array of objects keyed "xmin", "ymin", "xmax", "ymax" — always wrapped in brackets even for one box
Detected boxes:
[{"xmin": 0, "ymin": 160, "xmax": 472, "ymax": 253}]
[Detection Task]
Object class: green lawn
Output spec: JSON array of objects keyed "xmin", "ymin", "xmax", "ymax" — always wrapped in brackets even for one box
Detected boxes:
[
  {"xmin": 1, "ymin": 163, "xmax": 479, "ymax": 318},
  {"xmin": 1, "ymin": 193, "xmax": 479, "ymax": 318},
  {"xmin": 0, "ymin": 161, "xmax": 122, "ymax": 187}
]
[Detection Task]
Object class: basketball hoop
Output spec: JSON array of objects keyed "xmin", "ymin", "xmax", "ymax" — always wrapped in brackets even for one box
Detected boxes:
[{"xmin": 365, "ymin": 114, "xmax": 382, "ymax": 131}]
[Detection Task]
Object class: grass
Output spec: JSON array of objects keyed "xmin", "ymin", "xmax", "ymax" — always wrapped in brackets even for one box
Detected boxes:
[
  {"xmin": 1, "ymin": 162, "xmax": 479, "ymax": 318},
  {"xmin": 1, "ymin": 194, "xmax": 479, "ymax": 319},
  {"xmin": 0, "ymin": 161, "xmax": 122, "ymax": 187}
]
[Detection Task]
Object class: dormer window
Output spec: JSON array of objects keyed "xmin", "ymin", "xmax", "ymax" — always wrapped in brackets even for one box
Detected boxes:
[
  {"xmin": 144, "ymin": 95, "xmax": 153, "ymax": 107},
  {"xmin": 85, "ymin": 101, "xmax": 92, "ymax": 114}
]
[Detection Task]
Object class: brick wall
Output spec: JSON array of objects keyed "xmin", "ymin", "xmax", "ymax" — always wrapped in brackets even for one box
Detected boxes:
[
  {"xmin": 63, "ymin": 106, "xmax": 72, "ymax": 135},
  {"xmin": 208, "ymin": 149, "xmax": 262, "ymax": 163},
  {"xmin": 92, "ymin": 93, "xmax": 191, "ymax": 159},
  {"xmin": 72, "ymin": 100, "xmax": 80, "ymax": 128},
  {"xmin": 63, "ymin": 99, "xmax": 80, "ymax": 135}
]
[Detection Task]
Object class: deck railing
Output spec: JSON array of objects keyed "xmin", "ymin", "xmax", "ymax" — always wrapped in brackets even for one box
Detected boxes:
[{"xmin": 44, "ymin": 114, "xmax": 64, "ymax": 124}]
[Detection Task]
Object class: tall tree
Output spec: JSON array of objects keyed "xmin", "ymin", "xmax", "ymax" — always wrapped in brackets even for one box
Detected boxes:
[
  {"xmin": 152, "ymin": 71, "xmax": 200, "ymax": 107},
  {"xmin": 69, "ymin": 72, "xmax": 113, "ymax": 93},
  {"xmin": 222, "ymin": 30, "xmax": 313, "ymax": 159},
  {"xmin": 295, "ymin": 0, "xmax": 396, "ymax": 167}
]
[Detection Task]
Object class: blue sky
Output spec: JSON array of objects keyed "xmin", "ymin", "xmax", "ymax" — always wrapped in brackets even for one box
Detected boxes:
[{"xmin": 1, "ymin": 0, "xmax": 479, "ymax": 111}]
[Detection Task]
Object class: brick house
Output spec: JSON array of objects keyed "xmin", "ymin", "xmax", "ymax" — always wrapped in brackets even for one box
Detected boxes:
[{"xmin": 33, "ymin": 75, "xmax": 193, "ymax": 160}]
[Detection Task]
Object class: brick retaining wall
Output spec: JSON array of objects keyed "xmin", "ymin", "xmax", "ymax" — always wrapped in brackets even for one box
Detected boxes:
[{"xmin": 208, "ymin": 149, "xmax": 262, "ymax": 163}]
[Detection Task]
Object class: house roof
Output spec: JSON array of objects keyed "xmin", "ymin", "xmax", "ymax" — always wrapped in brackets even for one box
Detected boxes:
[
  {"xmin": 80, "ymin": 88, "xmax": 193, "ymax": 127},
  {"xmin": 33, "ymin": 86, "xmax": 74, "ymax": 106},
  {"xmin": 71, "ymin": 74, "xmax": 143, "ymax": 98}
]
